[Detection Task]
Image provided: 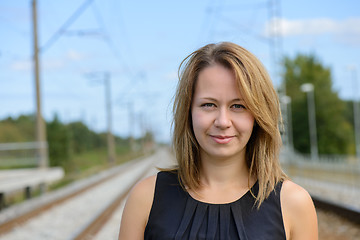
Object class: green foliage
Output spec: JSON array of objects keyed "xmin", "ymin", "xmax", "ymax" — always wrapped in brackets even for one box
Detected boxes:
[
  {"xmin": 0, "ymin": 114, "xmax": 118, "ymax": 169},
  {"xmin": 283, "ymin": 54, "xmax": 353, "ymax": 154},
  {"xmin": 0, "ymin": 113, "xmax": 156, "ymax": 201},
  {"xmin": 67, "ymin": 121, "xmax": 105, "ymax": 154},
  {"xmin": 0, "ymin": 115, "xmax": 35, "ymax": 142},
  {"xmin": 46, "ymin": 114, "xmax": 72, "ymax": 168},
  {"xmin": 343, "ymin": 100, "xmax": 357, "ymax": 154}
]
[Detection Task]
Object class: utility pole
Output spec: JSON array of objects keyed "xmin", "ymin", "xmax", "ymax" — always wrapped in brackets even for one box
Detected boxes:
[
  {"xmin": 32, "ymin": 0, "xmax": 48, "ymax": 168},
  {"xmin": 85, "ymin": 72, "xmax": 116, "ymax": 164},
  {"xmin": 268, "ymin": 0, "xmax": 290, "ymax": 151},
  {"xmin": 104, "ymin": 73, "xmax": 116, "ymax": 164},
  {"xmin": 128, "ymin": 101, "xmax": 135, "ymax": 151}
]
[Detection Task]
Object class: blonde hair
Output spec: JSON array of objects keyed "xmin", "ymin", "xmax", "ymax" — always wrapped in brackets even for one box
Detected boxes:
[{"xmin": 171, "ymin": 42, "xmax": 287, "ymax": 207}]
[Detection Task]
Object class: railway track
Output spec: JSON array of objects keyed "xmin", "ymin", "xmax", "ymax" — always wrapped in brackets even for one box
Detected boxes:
[
  {"xmin": 0, "ymin": 149, "xmax": 173, "ymax": 240},
  {"xmin": 312, "ymin": 195, "xmax": 360, "ymax": 226},
  {"xmin": 0, "ymin": 159, "xmax": 139, "ymax": 235},
  {"xmin": 1, "ymin": 149, "xmax": 358, "ymax": 240},
  {"xmin": 289, "ymin": 174, "xmax": 360, "ymax": 237},
  {"xmin": 77, "ymin": 174, "xmax": 360, "ymax": 240},
  {"xmin": 72, "ymin": 166, "xmax": 149, "ymax": 240}
]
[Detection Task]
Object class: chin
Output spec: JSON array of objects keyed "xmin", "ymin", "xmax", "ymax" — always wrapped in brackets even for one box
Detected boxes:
[{"xmin": 203, "ymin": 149, "xmax": 244, "ymax": 161}]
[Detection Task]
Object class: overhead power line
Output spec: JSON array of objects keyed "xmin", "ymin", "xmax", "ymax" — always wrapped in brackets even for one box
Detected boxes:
[
  {"xmin": 91, "ymin": 2, "xmax": 138, "ymax": 79},
  {"xmin": 39, "ymin": 0, "xmax": 94, "ymax": 53},
  {"xmin": 207, "ymin": 2, "xmax": 268, "ymax": 11},
  {"xmin": 218, "ymin": 15, "xmax": 271, "ymax": 43}
]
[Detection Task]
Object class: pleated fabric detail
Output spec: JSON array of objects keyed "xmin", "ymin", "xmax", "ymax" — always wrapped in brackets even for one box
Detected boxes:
[
  {"xmin": 172, "ymin": 194, "xmax": 252, "ymax": 239},
  {"xmin": 144, "ymin": 171, "xmax": 286, "ymax": 240}
]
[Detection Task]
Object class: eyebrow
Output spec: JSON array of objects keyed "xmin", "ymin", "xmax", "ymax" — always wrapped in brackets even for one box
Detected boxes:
[{"xmin": 200, "ymin": 97, "xmax": 244, "ymax": 102}]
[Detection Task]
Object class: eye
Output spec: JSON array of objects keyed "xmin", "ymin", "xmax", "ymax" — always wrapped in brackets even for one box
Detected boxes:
[
  {"xmin": 201, "ymin": 103, "xmax": 215, "ymax": 108},
  {"xmin": 231, "ymin": 104, "xmax": 246, "ymax": 110}
]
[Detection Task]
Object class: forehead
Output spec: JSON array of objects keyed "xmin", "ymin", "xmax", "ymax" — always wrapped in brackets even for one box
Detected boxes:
[{"xmin": 194, "ymin": 64, "xmax": 242, "ymax": 99}]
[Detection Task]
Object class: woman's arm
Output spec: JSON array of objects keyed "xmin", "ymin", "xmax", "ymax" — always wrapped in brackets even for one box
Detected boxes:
[
  {"xmin": 118, "ymin": 175, "xmax": 157, "ymax": 240},
  {"xmin": 281, "ymin": 180, "xmax": 318, "ymax": 240}
]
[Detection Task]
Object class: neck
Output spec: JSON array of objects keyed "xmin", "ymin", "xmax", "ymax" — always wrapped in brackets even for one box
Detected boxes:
[{"xmin": 198, "ymin": 151, "xmax": 250, "ymax": 189}]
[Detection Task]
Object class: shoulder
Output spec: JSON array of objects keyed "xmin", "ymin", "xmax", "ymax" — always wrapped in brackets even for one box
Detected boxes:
[
  {"xmin": 281, "ymin": 180, "xmax": 313, "ymax": 207},
  {"xmin": 118, "ymin": 174, "xmax": 157, "ymax": 240},
  {"xmin": 129, "ymin": 174, "xmax": 158, "ymax": 202},
  {"xmin": 124, "ymin": 174, "xmax": 157, "ymax": 220},
  {"xmin": 280, "ymin": 180, "xmax": 318, "ymax": 240}
]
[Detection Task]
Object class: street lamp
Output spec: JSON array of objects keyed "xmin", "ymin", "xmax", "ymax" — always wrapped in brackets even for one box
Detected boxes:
[
  {"xmin": 280, "ymin": 95, "xmax": 294, "ymax": 152},
  {"xmin": 300, "ymin": 83, "xmax": 318, "ymax": 160}
]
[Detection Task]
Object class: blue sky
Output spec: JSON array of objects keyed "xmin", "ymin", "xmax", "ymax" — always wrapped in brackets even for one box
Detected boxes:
[{"xmin": 1, "ymin": 0, "xmax": 360, "ymax": 143}]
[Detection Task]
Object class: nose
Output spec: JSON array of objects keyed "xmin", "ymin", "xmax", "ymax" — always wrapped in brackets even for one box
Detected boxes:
[{"xmin": 214, "ymin": 108, "xmax": 231, "ymax": 129}]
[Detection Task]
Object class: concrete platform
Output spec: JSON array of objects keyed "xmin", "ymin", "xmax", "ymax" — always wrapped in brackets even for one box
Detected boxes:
[
  {"xmin": 0, "ymin": 168, "xmax": 64, "ymax": 194},
  {"xmin": 0, "ymin": 167, "xmax": 64, "ymax": 209}
]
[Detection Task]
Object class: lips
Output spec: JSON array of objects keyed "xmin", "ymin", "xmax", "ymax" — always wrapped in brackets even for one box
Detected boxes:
[{"xmin": 210, "ymin": 135, "xmax": 234, "ymax": 144}]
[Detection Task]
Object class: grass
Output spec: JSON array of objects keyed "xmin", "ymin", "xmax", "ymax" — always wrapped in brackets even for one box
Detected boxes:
[
  {"xmin": 1, "ymin": 145, "xmax": 151, "ymax": 209},
  {"xmin": 3, "ymin": 184, "xmax": 45, "ymax": 208},
  {"xmin": 0, "ymin": 164, "xmax": 38, "ymax": 170},
  {"xmin": 49, "ymin": 145, "xmax": 148, "ymax": 190}
]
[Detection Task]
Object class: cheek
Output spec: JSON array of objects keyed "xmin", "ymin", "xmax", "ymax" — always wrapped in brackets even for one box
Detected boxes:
[
  {"xmin": 191, "ymin": 110, "xmax": 202, "ymax": 133},
  {"xmin": 236, "ymin": 114, "xmax": 255, "ymax": 133},
  {"xmin": 191, "ymin": 110, "xmax": 209, "ymax": 138}
]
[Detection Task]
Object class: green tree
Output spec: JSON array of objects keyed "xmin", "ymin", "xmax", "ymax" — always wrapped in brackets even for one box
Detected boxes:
[
  {"xmin": 0, "ymin": 113, "xmax": 142, "ymax": 170},
  {"xmin": 16, "ymin": 115, "xmax": 36, "ymax": 140},
  {"xmin": 67, "ymin": 121, "xmax": 105, "ymax": 153},
  {"xmin": 283, "ymin": 54, "xmax": 353, "ymax": 155},
  {"xmin": 47, "ymin": 114, "xmax": 72, "ymax": 168},
  {"xmin": 0, "ymin": 115, "xmax": 35, "ymax": 142},
  {"xmin": 343, "ymin": 100, "xmax": 357, "ymax": 154}
]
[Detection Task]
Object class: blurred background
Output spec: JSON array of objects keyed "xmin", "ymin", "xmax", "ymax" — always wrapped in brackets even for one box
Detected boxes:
[{"xmin": 0, "ymin": 0, "xmax": 359, "ymax": 239}]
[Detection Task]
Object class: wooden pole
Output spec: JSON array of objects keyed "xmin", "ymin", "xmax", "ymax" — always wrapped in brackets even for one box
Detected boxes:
[{"xmin": 32, "ymin": 0, "xmax": 48, "ymax": 168}]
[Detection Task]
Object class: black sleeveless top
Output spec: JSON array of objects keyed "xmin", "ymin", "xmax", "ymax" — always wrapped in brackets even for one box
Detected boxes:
[{"xmin": 144, "ymin": 171, "xmax": 286, "ymax": 240}]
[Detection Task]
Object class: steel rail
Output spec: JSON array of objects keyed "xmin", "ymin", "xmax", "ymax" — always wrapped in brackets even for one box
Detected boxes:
[
  {"xmin": 312, "ymin": 195, "xmax": 360, "ymax": 225},
  {"xmin": 0, "ymin": 157, "xmax": 144, "ymax": 236},
  {"xmin": 72, "ymin": 165, "xmax": 150, "ymax": 240},
  {"xmin": 75, "ymin": 180, "xmax": 360, "ymax": 239}
]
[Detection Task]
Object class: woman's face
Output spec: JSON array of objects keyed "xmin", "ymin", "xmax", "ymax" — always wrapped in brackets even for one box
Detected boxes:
[{"xmin": 191, "ymin": 63, "xmax": 255, "ymax": 162}]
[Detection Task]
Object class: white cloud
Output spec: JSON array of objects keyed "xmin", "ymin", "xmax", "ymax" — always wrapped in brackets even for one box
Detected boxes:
[
  {"xmin": 265, "ymin": 17, "xmax": 360, "ymax": 45},
  {"xmin": 164, "ymin": 71, "xmax": 178, "ymax": 81},
  {"xmin": 9, "ymin": 49, "xmax": 87, "ymax": 72},
  {"xmin": 10, "ymin": 58, "xmax": 64, "ymax": 72},
  {"xmin": 44, "ymin": 59, "xmax": 64, "ymax": 70},
  {"xmin": 65, "ymin": 49, "xmax": 88, "ymax": 61},
  {"xmin": 10, "ymin": 60, "xmax": 32, "ymax": 71}
]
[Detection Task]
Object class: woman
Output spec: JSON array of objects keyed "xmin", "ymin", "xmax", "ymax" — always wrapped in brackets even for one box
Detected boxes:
[{"xmin": 119, "ymin": 42, "xmax": 318, "ymax": 239}]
